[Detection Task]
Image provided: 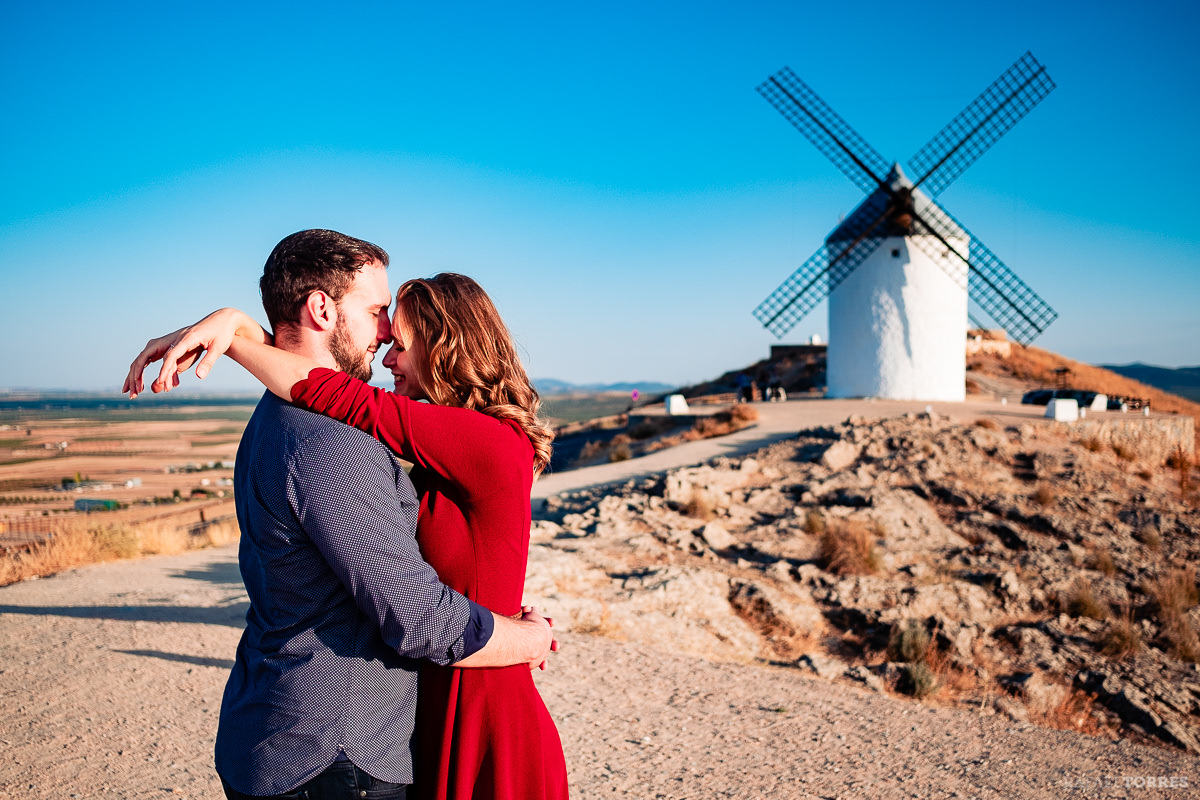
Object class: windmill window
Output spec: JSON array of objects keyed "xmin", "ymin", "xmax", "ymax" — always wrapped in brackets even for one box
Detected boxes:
[{"xmin": 891, "ymin": 248, "xmax": 901, "ymax": 258}]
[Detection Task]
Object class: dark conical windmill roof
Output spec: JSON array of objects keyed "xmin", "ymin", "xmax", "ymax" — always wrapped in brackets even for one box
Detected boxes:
[{"xmin": 826, "ymin": 163, "xmax": 966, "ymax": 243}]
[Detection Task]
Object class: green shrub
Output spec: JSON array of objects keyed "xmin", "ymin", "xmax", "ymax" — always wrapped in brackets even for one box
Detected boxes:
[
  {"xmin": 898, "ymin": 663, "xmax": 939, "ymax": 698},
  {"xmin": 888, "ymin": 619, "xmax": 931, "ymax": 664}
]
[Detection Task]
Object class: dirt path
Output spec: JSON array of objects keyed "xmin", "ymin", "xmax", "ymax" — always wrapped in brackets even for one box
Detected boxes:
[{"xmin": 2, "ymin": 546, "xmax": 1197, "ymax": 799}]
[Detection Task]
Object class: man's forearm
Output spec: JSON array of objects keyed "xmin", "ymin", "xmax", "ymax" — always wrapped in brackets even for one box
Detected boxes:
[{"xmin": 454, "ymin": 612, "xmax": 552, "ymax": 669}]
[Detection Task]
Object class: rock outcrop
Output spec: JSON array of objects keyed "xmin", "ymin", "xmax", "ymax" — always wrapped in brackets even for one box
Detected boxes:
[{"xmin": 526, "ymin": 411, "xmax": 1200, "ymax": 753}]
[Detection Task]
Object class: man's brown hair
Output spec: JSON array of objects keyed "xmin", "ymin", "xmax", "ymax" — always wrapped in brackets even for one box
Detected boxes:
[{"xmin": 260, "ymin": 229, "xmax": 389, "ymax": 332}]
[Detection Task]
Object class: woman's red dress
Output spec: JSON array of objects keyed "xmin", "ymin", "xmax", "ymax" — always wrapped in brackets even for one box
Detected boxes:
[{"xmin": 291, "ymin": 368, "xmax": 569, "ymax": 800}]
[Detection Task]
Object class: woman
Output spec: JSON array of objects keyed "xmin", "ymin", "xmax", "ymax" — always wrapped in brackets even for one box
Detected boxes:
[{"xmin": 128, "ymin": 274, "xmax": 568, "ymax": 800}]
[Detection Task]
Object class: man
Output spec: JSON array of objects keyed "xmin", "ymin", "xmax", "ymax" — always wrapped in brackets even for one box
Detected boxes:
[{"xmin": 133, "ymin": 230, "xmax": 554, "ymax": 799}]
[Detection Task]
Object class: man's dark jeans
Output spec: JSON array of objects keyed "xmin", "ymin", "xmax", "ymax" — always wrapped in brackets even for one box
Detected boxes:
[{"xmin": 221, "ymin": 761, "xmax": 407, "ymax": 800}]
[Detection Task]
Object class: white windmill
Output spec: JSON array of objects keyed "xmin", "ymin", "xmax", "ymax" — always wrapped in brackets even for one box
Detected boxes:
[{"xmin": 754, "ymin": 53, "xmax": 1058, "ymax": 401}]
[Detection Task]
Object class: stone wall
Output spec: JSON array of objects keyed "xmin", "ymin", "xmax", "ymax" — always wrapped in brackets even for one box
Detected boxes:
[{"xmin": 1064, "ymin": 414, "xmax": 1195, "ymax": 462}]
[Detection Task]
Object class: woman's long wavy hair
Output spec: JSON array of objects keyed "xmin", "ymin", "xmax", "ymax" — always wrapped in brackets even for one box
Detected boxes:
[{"xmin": 396, "ymin": 273, "xmax": 554, "ymax": 476}]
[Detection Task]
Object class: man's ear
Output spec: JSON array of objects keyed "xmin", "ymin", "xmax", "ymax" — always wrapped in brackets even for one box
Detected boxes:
[{"xmin": 302, "ymin": 291, "xmax": 339, "ymax": 332}]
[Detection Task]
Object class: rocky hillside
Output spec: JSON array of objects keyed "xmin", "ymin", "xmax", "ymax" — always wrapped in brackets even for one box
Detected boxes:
[{"xmin": 525, "ymin": 410, "xmax": 1200, "ymax": 754}]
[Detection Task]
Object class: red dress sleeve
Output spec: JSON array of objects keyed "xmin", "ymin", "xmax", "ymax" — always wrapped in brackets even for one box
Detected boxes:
[{"xmin": 290, "ymin": 368, "xmax": 531, "ymax": 499}]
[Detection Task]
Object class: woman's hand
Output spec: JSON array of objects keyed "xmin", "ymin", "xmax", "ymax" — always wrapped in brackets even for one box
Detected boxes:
[
  {"xmin": 122, "ymin": 308, "xmax": 267, "ymax": 398},
  {"xmin": 123, "ymin": 327, "xmax": 199, "ymax": 398},
  {"xmin": 521, "ymin": 605, "xmax": 559, "ymax": 670}
]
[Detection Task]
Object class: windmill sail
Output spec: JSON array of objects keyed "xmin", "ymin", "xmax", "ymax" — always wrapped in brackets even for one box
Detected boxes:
[
  {"xmin": 908, "ymin": 52, "xmax": 1056, "ymax": 197},
  {"xmin": 757, "ymin": 68, "xmax": 890, "ymax": 194},
  {"xmin": 753, "ymin": 240, "xmax": 883, "ymax": 339},
  {"xmin": 753, "ymin": 191, "xmax": 892, "ymax": 338},
  {"xmin": 909, "ymin": 203, "xmax": 1058, "ymax": 345}
]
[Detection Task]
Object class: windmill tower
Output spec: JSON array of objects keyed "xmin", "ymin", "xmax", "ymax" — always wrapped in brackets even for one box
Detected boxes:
[{"xmin": 753, "ymin": 52, "xmax": 1059, "ymax": 401}]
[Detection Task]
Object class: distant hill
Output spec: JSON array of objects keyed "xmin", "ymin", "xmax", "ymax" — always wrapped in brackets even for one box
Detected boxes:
[
  {"xmin": 533, "ymin": 379, "xmax": 676, "ymax": 396},
  {"xmin": 1100, "ymin": 363, "xmax": 1200, "ymax": 403}
]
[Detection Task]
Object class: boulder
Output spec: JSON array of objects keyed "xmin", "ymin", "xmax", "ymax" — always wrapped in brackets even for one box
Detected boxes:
[
  {"xmin": 821, "ymin": 440, "xmax": 860, "ymax": 472},
  {"xmin": 845, "ymin": 665, "xmax": 886, "ymax": 693},
  {"xmin": 797, "ymin": 653, "xmax": 846, "ymax": 680},
  {"xmin": 1002, "ymin": 672, "xmax": 1067, "ymax": 715},
  {"xmin": 868, "ymin": 489, "xmax": 969, "ymax": 553},
  {"xmin": 696, "ymin": 522, "xmax": 735, "ymax": 551},
  {"xmin": 1002, "ymin": 625, "xmax": 1067, "ymax": 672},
  {"xmin": 530, "ymin": 519, "xmax": 564, "ymax": 542},
  {"xmin": 997, "ymin": 570, "xmax": 1032, "ymax": 608},
  {"xmin": 888, "ymin": 582, "xmax": 996, "ymax": 625}
]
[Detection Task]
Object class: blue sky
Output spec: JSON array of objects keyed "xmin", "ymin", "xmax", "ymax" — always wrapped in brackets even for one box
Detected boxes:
[{"xmin": 2, "ymin": 0, "xmax": 1197, "ymax": 391}]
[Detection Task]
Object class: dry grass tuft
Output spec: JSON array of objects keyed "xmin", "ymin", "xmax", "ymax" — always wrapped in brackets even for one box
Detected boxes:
[
  {"xmin": 727, "ymin": 582, "xmax": 818, "ymax": 659},
  {"xmin": 577, "ymin": 439, "xmax": 607, "ymax": 462},
  {"xmin": 1089, "ymin": 549, "xmax": 1117, "ymax": 578},
  {"xmin": 973, "ymin": 417, "xmax": 999, "ymax": 430},
  {"xmin": 1032, "ymin": 483, "xmax": 1056, "ymax": 508},
  {"xmin": 1081, "ymin": 436, "xmax": 1105, "ymax": 453},
  {"xmin": 691, "ymin": 406, "xmax": 758, "ymax": 439},
  {"xmin": 1111, "ymin": 443, "xmax": 1137, "ymax": 462},
  {"xmin": 729, "ymin": 403, "xmax": 759, "ymax": 424},
  {"xmin": 628, "ymin": 418, "xmax": 675, "ymax": 441},
  {"xmin": 1134, "ymin": 526, "xmax": 1162, "ymax": 550},
  {"xmin": 1038, "ymin": 689, "xmax": 1105, "ymax": 736},
  {"xmin": 646, "ymin": 405, "xmax": 759, "ymax": 453},
  {"xmin": 1099, "ymin": 614, "xmax": 1141, "ymax": 660},
  {"xmin": 682, "ymin": 488, "xmax": 718, "ymax": 521},
  {"xmin": 923, "ymin": 646, "xmax": 980, "ymax": 696},
  {"xmin": 571, "ymin": 602, "xmax": 624, "ymax": 639},
  {"xmin": 802, "ymin": 510, "xmax": 825, "ymax": 536},
  {"xmin": 1064, "ymin": 578, "xmax": 1110, "ymax": 621},
  {"xmin": 818, "ymin": 519, "xmax": 881, "ymax": 576},
  {"xmin": 0, "ymin": 515, "xmax": 239, "ymax": 587},
  {"xmin": 1166, "ymin": 449, "xmax": 1192, "ymax": 470},
  {"xmin": 608, "ymin": 442, "xmax": 632, "ymax": 463},
  {"xmin": 1166, "ymin": 448, "xmax": 1194, "ymax": 501},
  {"xmin": 1150, "ymin": 568, "xmax": 1200, "ymax": 662}
]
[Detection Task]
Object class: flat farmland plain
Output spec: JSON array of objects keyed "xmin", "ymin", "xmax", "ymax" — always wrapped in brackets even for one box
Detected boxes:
[{"xmin": 0, "ymin": 396, "xmax": 256, "ymax": 547}]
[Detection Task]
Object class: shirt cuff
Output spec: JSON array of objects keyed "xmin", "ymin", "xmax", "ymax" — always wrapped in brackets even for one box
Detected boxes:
[{"xmin": 458, "ymin": 599, "xmax": 495, "ymax": 660}]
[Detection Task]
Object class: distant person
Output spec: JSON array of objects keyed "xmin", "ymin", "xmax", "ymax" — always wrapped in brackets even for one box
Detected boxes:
[
  {"xmin": 124, "ymin": 231, "xmax": 566, "ymax": 800},
  {"xmin": 765, "ymin": 366, "xmax": 785, "ymax": 403},
  {"xmin": 736, "ymin": 372, "xmax": 753, "ymax": 403}
]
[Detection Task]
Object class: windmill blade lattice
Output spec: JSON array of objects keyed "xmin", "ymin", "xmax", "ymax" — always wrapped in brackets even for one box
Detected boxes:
[
  {"xmin": 753, "ymin": 193, "xmax": 892, "ymax": 338},
  {"xmin": 758, "ymin": 68, "xmax": 891, "ymax": 194},
  {"xmin": 907, "ymin": 52, "xmax": 1055, "ymax": 197},
  {"xmin": 910, "ymin": 203, "xmax": 1058, "ymax": 345},
  {"xmin": 753, "ymin": 239, "xmax": 886, "ymax": 339}
]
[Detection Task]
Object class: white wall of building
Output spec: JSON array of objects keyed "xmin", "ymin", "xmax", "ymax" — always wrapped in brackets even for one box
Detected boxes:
[{"xmin": 826, "ymin": 235, "xmax": 968, "ymax": 401}]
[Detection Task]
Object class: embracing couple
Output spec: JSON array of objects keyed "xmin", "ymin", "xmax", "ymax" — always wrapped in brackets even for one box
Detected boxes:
[{"xmin": 124, "ymin": 230, "xmax": 569, "ymax": 799}]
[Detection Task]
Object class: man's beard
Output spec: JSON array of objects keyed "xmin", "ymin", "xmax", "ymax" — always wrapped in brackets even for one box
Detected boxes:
[{"xmin": 328, "ymin": 318, "xmax": 374, "ymax": 383}]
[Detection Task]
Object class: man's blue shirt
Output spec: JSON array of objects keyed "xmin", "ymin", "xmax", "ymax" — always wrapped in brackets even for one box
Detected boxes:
[{"xmin": 216, "ymin": 392, "xmax": 493, "ymax": 795}]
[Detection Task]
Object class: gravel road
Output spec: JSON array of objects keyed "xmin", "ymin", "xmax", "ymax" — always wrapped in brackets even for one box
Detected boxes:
[{"xmin": 2, "ymin": 546, "xmax": 1197, "ymax": 799}]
